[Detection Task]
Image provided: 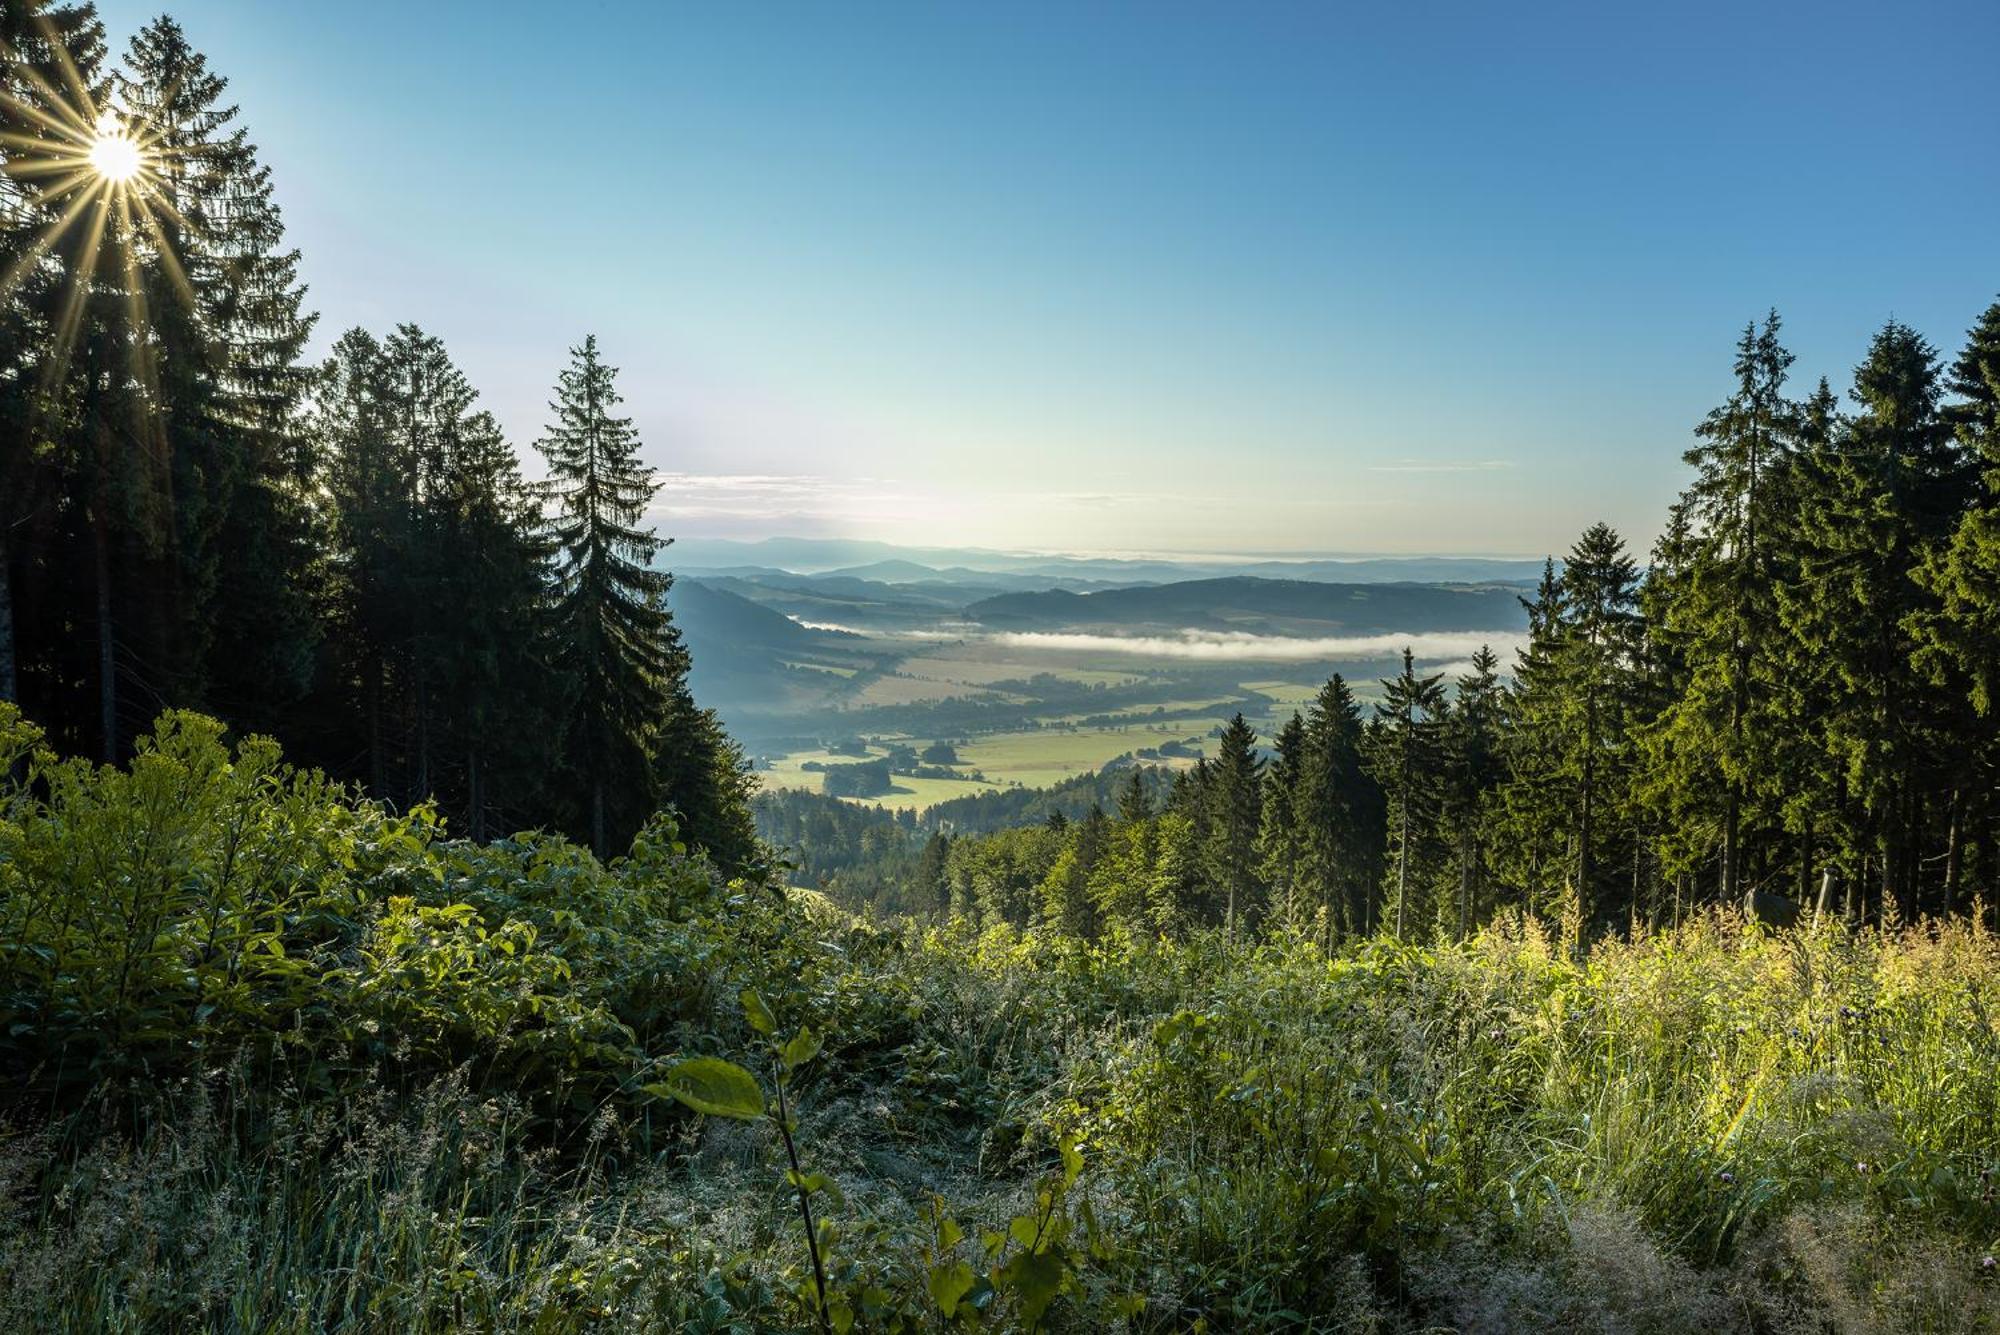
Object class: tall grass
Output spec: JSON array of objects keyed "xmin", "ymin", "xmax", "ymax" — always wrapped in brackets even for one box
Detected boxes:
[{"xmin": 3, "ymin": 713, "xmax": 1997, "ymax": 1329}]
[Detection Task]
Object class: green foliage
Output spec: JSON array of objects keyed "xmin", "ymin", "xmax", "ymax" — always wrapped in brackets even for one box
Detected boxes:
[
  {"xmin": 5, "ymin": 727, "xmax": 2000, "ymax": 1330},
  {"xmin": 0, "ymin": 704, "xmax": 775, "ymax": 1117},
  {"xmin": 649, "ymin": 1055, "xmax": 767, "ymax": 1120}
]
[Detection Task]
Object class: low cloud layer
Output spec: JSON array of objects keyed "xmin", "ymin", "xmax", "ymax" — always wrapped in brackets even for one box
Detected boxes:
[{"xmin": 989, "ymin": 628, "xmax": 1525, "ymax": 663}]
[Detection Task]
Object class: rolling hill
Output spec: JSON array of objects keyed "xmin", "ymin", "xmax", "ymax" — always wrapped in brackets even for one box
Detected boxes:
[{"xmin": 964, "ymin": 577, "xmax": 1529, "ymax": 635}]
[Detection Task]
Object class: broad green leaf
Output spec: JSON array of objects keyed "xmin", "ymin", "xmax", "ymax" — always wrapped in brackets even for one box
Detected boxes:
[
  {"xmin": 740, "ymin": 989, "xmax": 777, "ymax": 1036},
  {"xmin": 1000, "ymin": 1247, "xmax": 1067, "ymax": 1324},
  {"xmin": 1059, "ymin": 1139, "xmax": 1083, "ymax": 1188},
  {"xmin": 927, "ymin": 1259, "xmax": 976, "ymax": 1315},
  {"xmin": 780, "ymin": 1025, "xmax": 823, "ymax": 1070},
  {"xmin": 936, "ymin": 1213, "xmax": 964, "ymax": 1249},
  {"xmin": 645, "ymin": 1057, "xmax": 765, "ymax": 1120}
]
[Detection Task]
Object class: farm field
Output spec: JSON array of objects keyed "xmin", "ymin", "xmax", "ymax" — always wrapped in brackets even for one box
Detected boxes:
[
  {"xmin": 756, "ymin": 746, "xmax": 1008, "ymax": 810},
  {"xmin": 1238, "ymin": 678, "xmax": 1324, "ymax": 707},
  {"xmin": 756, "ymin": 714, "xmax": 1226, "ymax": 810},
  {"xmin": 950, "ymin": 717, "xmax": 1227, "ymax": 788}
]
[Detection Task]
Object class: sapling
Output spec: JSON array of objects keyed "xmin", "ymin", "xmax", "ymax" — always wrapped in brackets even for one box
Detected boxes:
[{"xmin": 646, "ymin": 989, "xmax": 836, "ymax": 1334}]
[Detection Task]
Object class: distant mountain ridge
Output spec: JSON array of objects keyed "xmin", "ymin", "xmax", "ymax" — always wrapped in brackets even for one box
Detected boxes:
[
  {"xmin": 966, "ymin": 577, "xmax": 1528, "ymax": 634},
  {"xmin": 669, "ymin": 536, "xmax": 1547, "ymax": 587}
]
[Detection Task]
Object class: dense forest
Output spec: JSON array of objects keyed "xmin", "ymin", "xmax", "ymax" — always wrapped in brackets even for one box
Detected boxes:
[
  {"xmin": 769, "ymin": 301, "xmax": 2000, "ymax": 943},
  {"xmin": 6, "ymin": 4, "xmax": 2000, "ymax": 1331},
  {"xmin": 0, "ymin": 3, "xmax": 757, "ymax": 870}
]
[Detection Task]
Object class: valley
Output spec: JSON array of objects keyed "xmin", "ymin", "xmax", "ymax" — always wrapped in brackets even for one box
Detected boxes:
[{"xmin": 668, "ymin": 542, "xmax": 1534, "ymax": 811}]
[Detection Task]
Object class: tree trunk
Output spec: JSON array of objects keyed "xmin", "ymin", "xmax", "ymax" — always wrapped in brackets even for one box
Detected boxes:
[
  {"xmin": 414, "ymin": 669, "xmax": 430, "ymax": 801},
  {"xmin": 1630, "ymin": 836, "xmax": 1642, "ymax": 936},
  {"xmin": 93, "ymin": 494, "xmax": 117, "ymax": 763},
  {"xmin": 1943, "ymin": 787, "xmax": 1962, "ymax": 919},
  {"xmin": 468, "ymin": 746, "xmax": 485, "ymax": 843},
  {"xmin": 0, "ymin": 532, "xmax": 15, "ymax": 704},
  {"xmin": 1394, "ymin": 800, "xmax": 1410, "ymax": 941},
  {"xmin": 1723, "ymin": 790, "xmax": 1741, "ymax": 911},
  {"xmin": 1394, "ymin": 729, "xmax": 1411, "ymax": 941},
  {"xmin": 367, "ymin": 652, "xmax": 385, "ymax": 795},
  {"xmin": 1458, "ymin": 825, "xmax": 1475, "ymax": 941},
  {"xmin": 1579, "ymin": 704, "xmax": 1596, "ymax": 926},
  {"xmin": 1798, "ymin": 820, "xmax": 1815, "ymax": 908},
  {"xmin": 591, "ymin": 781, "xmax": 606, "ymax": 861}
]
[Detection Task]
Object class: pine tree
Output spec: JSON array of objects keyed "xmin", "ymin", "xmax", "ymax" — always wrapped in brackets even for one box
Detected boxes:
[
  {"xmin": 117, "ymin": 18, "xmax": 319, "ymax": 734},
  {"xmin": 1442, "ymin": 648, "xmax": 1503, "ymax": 938},
  {"xmin": 538, "ymin": 335, "xmax": 682, "ymax": 858},
  {"xmin": 1651, "ymin": 314, "xmax": 1796, "ymax": 908},
  {"xmin": 1910, "ymin": 300, "xmax": 2000, "ymax": 915},
  {"xmin": 1501, "ymin": 526, "xmax": 1642, "ymax": 926},
  {"xmin": 1256, "ymin": 711, "xmax": 1307, "ymax": 927},
  {"xmin": 1115, "ymin": 765, "xmax": 1153, "ymax": 822},
  {"xmin": 1294, "ymin": 675, "xmax": 1383, "ymax": 941},
  {"xmin": 1372, "ymin": 649, "xmax": 1446, "ymax": 940},
  {"xmin": 1203, "ymin": 713, "xmax": 1264, "ymax": 936},
  {"xmin": 0, "ymin": 2, "xmax": 107, "ymax": 707},
  {"xmin": 1782, "ymin": 322, "xmax": 1970, "ymax": 920}
]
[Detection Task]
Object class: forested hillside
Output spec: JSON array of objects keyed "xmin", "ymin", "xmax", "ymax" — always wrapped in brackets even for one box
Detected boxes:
[
  {"xmin": 0, "ymin": 5, "xmax": 755, "ymax": 869},
  {"xmin": 774, "ymin": 300, "xmax": 2000, "ymax": 942},
  {"xmin": 6, "ymin": 3, "xmax": 2000, "ymax": 1331}
]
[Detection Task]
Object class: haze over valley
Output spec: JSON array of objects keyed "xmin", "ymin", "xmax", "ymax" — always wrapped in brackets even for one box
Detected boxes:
[
  {"xmin": 6, "ymin": 3, "xmax": 2000, "ymax": 1330},
  {"xmin": 667, "ymin": 539, "xmax": 1534, "ymax": 808}
]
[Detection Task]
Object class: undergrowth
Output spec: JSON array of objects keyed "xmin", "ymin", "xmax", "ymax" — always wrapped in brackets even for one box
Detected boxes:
[{"xmin": 3, "ymin": 707, "xmax": 1999, "ymax": 1331}]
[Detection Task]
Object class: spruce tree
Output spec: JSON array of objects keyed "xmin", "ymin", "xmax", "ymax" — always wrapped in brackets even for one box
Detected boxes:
[
  {"xmin": 1372, "ymin": 649, "xmax": 1446, "ymax": 940},
  {"xmin": 1501, "ymin": 526, "xmax": 1642, "ymax": 926},
  {"xmin": 1294, "ymin": 674, "xmax": 1383, "ymax": 941},
  {"xmin": 1782, "ymin": 323, "xmax": 1969, "ymax": 920},
  {"xmin": 1115, "ymin": 765, "xmax": 1153, "ymax": 823},
  {"xmin": 1442, "ymin": 648, "xmax": 1503, "ymax": 938},
  {"xmin": 538, "ymin": 335, "xmax": 682, "ymax": 858},
  {"xmin": 117, "ymin": 18, "xmax": 319, "ymax": 733},
  {"xmin": 1652, "ymin": 314, "xmax": 1795, "ymax": 907},
  {"xmin": 916, "ymin": 831, "xmax": 953, "ymax": 919},
  {"xmin": 1910, "ymin": 300, "xmax": 2000, "ymax": 915},
  {"xmin": 0, "ymin": 2, "xmax": 106, "ymax": 706},
  {"xmin": 1256, "ymin": 711, "xmax": 1307, "ymax": 926},
  {"xmin": 1203, "ymin": 713, "xmax": 1265, "ymax": 937}
]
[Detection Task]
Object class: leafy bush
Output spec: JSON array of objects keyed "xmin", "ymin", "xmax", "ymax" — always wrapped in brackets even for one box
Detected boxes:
[
  {"xmin": 6, "ymin": 706, "xmax": 2000, "ymax": 1330},
  {"xmin": 0, "ymin": 706, "xmax": 789, "ymax": 1122}
]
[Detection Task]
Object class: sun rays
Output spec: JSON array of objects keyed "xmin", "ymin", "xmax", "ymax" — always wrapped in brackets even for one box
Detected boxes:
[
  {"xmin": 86, "ymin": 112, "xmax": 144, "ymax": 184},
  {"xmin": 1, "ymin": 15, "xmax": 196, "ymax": 411}
]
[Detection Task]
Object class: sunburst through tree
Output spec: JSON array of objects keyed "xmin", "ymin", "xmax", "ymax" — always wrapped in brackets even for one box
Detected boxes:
[
  {"xmin": 2, "ymin": 5, "xmax": 318, "ymax": 762},
  {"xmin": 0, "ymin": 10, "xmax": 196, "ymax": 396}
]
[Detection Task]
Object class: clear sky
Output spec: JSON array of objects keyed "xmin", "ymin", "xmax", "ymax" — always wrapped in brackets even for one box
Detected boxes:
[{"xmin": 93, "ymin": 0, "xmax": 2000, "ymax": 557}]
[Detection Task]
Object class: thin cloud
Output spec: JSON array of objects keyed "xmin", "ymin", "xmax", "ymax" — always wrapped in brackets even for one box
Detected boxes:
[
  {"xmin": 649, "ymin": 472, "xmax": 920, "ymax": 522},
  {"xmin": 990, "ymin": 629, "xmax": 1526, "ymax": 663},
  {"xmin": 1367, "ymin": 459, "xmax": 1516, "ymax": 474}
]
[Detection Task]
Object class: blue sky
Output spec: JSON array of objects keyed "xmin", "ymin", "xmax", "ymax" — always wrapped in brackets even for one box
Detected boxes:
[{"xmin": 94, "ymin": 1, "xmax": 2000, "ymax": 556}]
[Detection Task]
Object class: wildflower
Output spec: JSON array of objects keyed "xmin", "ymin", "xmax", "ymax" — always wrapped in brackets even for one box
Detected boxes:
[
  {"xmin": 1716, "ymin": 1170, "xmax": 1735, "ymax": 1185},
  {"xmin": 1855, "ymin": 1161, "xmax": 1872, "ymax": 1175},
  {"xmin": 1983, "ymin": 1255, "xmax": 1997, "ymax": 1273}
]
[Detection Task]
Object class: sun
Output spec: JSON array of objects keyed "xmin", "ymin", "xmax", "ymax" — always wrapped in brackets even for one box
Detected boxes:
[{"xmin": 88, "ymin": 117, "xmax": 144, "ymax": 184}]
